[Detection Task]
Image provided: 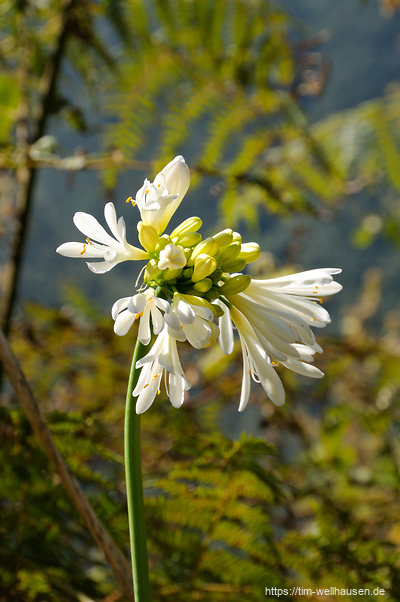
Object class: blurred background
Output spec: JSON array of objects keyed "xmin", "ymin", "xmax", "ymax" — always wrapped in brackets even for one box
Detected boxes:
[{"xmin": 1, "ymin": 0, "xmax": 400, "ymax": 600}]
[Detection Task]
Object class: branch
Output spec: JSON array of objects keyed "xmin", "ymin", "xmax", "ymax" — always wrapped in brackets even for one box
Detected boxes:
[
  {"xmin": 0, "ymin": 0, "xmax": 78, "ymax": 338},
  {"xmin": 0, "ymin": 329, "xmax": 134, "ymax": 601}
]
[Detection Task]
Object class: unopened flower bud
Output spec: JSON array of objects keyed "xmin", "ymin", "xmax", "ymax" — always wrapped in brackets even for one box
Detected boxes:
[
  {"xmin": 210, "ymin": 303, "xmax": 225, "ymax": 318},
  {"xmin": 232, "ymin": 231, "xmax": 242, "ymax": 244},
  {"xmin": 138, "ymin": 222, "xmax": 158, "ymax": 252},
  {"xmin": 193, "ymin": 278, "xmax": 213, "ymax": 293},
  {"xmin": 173, "ymin": 231, "xmax": 202, "ymax": 248},
  {"xmin": 219, "ymin": 274, "xmax": 251, "ymax": 295},
  {"xmin": 188, "ymin": 237, "xmax": 219, "ymax": 266},
  {"xmin": 217, "ymin": 241, "xmax": 241, "ymax": 265},
  {"xmin": 238, "ymin": 242, "xmax": 260, "ymax": 264},
  {"xmin": 178, "ymin": 293, "xmax": 215, "ymax": 315},
  {"xmin": 220, "ymin": 258, "xmax": 246, "ymax": 272},
  {"xmin": 192, "ymin": 254, "xmax": 217, "ymax": 282},
  {"xmin": 171, "ymin": 216, "xmax": 202, "ymax": 238},
  {"xmin": 205, "ymin": 288, "xmax": 219, "ymax": 301},
  {"xmin": 144, "ymin": 259, "xmax": 162, "ymax": 281},
  {"xmin": 155, "ymin": 235, "xmax": 171, "ymax": 252},
  {"xmin": 159, "ymin": 155, "xmax": 190, "ymax": 202},
  {"xmin": 212, "ymin": 228, "xmax": 233, "ymax": 248},
  {"xmin": 163, "ymin": 267, "xmax": 183, "ymax": 281},
  {"xmin": 183, "ymin": 267, "xmax": 194, "ymax": 279}
]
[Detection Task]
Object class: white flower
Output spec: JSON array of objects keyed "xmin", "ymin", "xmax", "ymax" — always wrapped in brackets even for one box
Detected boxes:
[
  {"xmin": 158, "ymin": 243, "xmax": 187, "ymax": 271},
  {"xmin": 112, "ymin": 289, "xmax": 170, "ymax": 343},
  {"xmin": 229, "ymin": 305, "xmax": 285, "ymax": 411},
  {"xmin": 217, "ymin": 268, "xmax": 343, "ymax": 410},
  {"xmin": 133, "ymin": 327, "xmax": 191, "ymax": 413},
  {"xmin": 135, "ymin": 156, "xmax": 190, "ymax": 235},
  {"xmin": 56, "ymin": 202, "xmax": 147, "ymax": 274},
  {"xmin": 164, "ymin": 294, "xmax": 218, "ymax": 349}
]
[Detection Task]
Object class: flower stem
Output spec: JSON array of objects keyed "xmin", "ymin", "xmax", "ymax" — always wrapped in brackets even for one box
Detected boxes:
[{"xmin": 125, "ymin": 337, "xmax": 151, "ymax": 601}]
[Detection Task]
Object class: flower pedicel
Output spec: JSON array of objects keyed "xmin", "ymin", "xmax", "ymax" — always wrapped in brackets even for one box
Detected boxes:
[{"xmin": 57, "ymin": 155, "xmax": 342, "ymax": 413}]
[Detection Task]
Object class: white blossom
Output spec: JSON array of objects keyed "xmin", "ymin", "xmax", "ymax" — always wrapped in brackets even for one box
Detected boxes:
[
  {"xmin": 135, "ymin": 155, "xmax": 190, "ymax": 235},
  {"xmin": 133, "ymin": 328, "xmax": 191, "ymax": 413},
  {"xmin": 56, "ymin": 202, "xmax": 147, "ymax": 274},
  {"xmin": 218, "ymin": 268, "xmax": 343, "ymax": 409},
  {"xmin": 112, "ymin": 289, "xmax": 169, "ymax": 343},
  {"xmin": 164, "ymin": 294, "xmax": 218, "ymax": 349},
  {"xmin": 158, "ymin": 243, "xmax": 187, "ymax": 271}
]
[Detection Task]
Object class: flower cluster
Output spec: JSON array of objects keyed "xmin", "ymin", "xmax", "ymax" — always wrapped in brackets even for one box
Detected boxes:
[{"xmin": 57, "ymin": 156, "xmax": 342, "ymax": 413}]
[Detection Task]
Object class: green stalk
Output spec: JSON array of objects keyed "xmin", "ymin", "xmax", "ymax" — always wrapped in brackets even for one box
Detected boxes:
[{"xmin": 124, "ymin": 337, "xmax": 151, "ymax": 601}]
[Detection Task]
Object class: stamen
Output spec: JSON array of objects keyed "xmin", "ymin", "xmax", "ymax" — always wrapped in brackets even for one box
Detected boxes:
[
  {"xmin": 152, "ymin": 374, "xmax": 159, "ymax": 380},
  {"xmin": 125, "ymin": 196, "xmax": 135, "ymax": 206},
  {"xmin": 80, "ymin": 243, "xmax": 87, "ymax": 255},
  {"xmin": 86, "ymin": 237, "xmax": 93, "ymax": 245},
  {"xmin": 157, "ymin": 389, "xmax": 161, "ymax": 395},
  {"xmin": 319, "ymin": 298, "xmax": 323, "ymax": 304},
  {"xmin": 272, "ymin": 361, "xmax": 280, "ymax": 367},
  {"xmin": 143, "ymin": 384, "xmax": 149, "ymax": 389}
]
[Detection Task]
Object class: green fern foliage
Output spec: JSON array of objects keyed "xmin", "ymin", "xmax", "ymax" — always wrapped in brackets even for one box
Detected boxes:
[{"xmin": 105, "ymin": 0, "xmax": 342, "ymax": 226}]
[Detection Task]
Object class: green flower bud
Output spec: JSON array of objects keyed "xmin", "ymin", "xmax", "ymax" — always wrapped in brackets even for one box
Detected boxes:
[
  {"xmin": 219, "ymin": 274, "xmax": 251, "ymax": 295},
  {"xmin": 192, "ymin": 254, "xmax": 217, "ymax": 282},
  {"xmin": 193, "ymin": 278, "xmax": 213, "ymax": 293},
  {"xmin": 188, "ymin": 237, "xmax": 219, "ymax": 266},
  {"xmin": 238, "ymin": 242, "xmax": 260, "ymax": 263},
  {"xmin": 210, "ymin": 303, "xmax": 225, "ymax": 318},
  {"xmin": 138, "ymin": 223, "xmax": 159, "ymax": 252},
  {"xmin": 217, "ymin": 241, "xmax": 241, "ymax": 265},
  {"xmin": 177, "ymin": 292, "xmax": 213, "ymax": 312},
  {"xmin": 183, "ymin": 267, "xmax": 194, "ymax": 279},
  {"xmin": 212, "ymin": 228, "xmax": 233, "ymax": 248},
  {"xmin": 144, "ymin": 259, "xmax": 162, "ymax": 281},
  {"xmin": 155, "ymin": 235, "xmax": 171, "ymax": 252},
  {"xmin": 163, "ymin": 267, "xmax": 183, "ymax": 281},
  {"xmin": 232, "ymin": 231, "xmax": 242, "ymax": 244},
  {"xmin": 205, "ymin": 288, "xmax": 219, "ymax": 301},
  {"xmin": 173, "ymin": 231, "xmax": 202, "ymax": 248},
  {"xmin": 170, "ymin": 216, "xmax": 202, "ymax": 238},
  {"xmin": 210, "ymin": 268, "xmax": 223, "ymax": 282},
  {"xmin": 220, "ymin": 258, "xmax": 246, "ymax": 272}
]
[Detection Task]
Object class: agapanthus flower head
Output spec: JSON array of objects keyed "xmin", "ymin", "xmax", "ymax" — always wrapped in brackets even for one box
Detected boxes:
[{"xmin": 57, "ymin": 155, "xmax": 342, "ymax": 413}]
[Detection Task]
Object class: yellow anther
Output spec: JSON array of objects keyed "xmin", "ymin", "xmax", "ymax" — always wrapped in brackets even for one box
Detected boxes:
[
  {"xmin": 145, "ymin": 189, "xmax": 149, "ymax": 195},
  {"xmin": 272, "ymin": 361, "xmax": 280, "ymax": 367},
  {"xmin": 312, "ymin": 318, "xmax": 316, "ymax": 321},
  {"xmin": 143, "ymin": 384, "xmax": 149, "ymax": 389},
  {"xmin": 86, "ymin": 237, "xmax": 93, "ymax": 244},
  {"xmin": 152, "ymin": 374, "xmax": 159, "ymax": 380},
  {"xmin": 125, "ymin": 195, "xmax": 135, "ymax": 206},
  {"xmin": 157, "ymin": 389, "xmax": 161, "ymax": 395},
  {"xmin": 80, "ymin": 243, "xmax": 87, "ymax": 255},
  {"xmin": 319, "ymin": 298, "xmax": 323, "ymax": 304}
]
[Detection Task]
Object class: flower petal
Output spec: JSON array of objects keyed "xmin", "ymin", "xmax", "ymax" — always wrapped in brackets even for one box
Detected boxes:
[
  {"xmin": 114, "ymin": 309, "xmax": 136, "ymax": 336},
  {"xmin": 111, "ymin": 296, "xmax": 130, "ymax": 320},
  {"xmin": 73, "ymin": 212, "xmax": 119, "ymax": 247}
]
